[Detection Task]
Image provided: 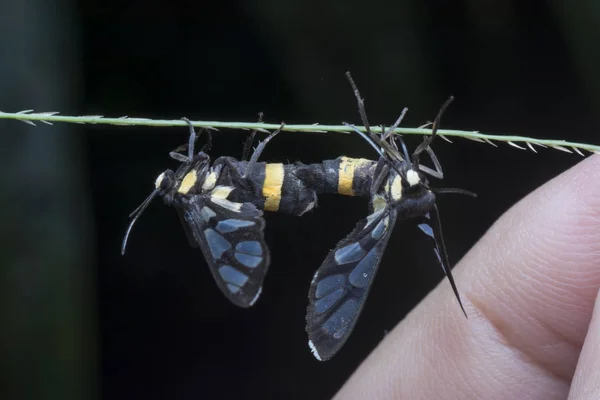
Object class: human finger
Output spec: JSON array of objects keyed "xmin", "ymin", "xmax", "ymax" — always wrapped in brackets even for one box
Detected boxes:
[
  {"xmin": 335, "ymin": 155, "xmax": 600, "ymax": 400},
  {"xmin": 567, "ymin": 289, "xmax": 600, "ymax": 400}
]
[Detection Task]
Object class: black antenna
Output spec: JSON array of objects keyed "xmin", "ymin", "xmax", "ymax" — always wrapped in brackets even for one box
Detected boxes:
[
  {"xmin": 431, "ymin": 204, "xmax": 467, "ymax": 318},
  {"xmin": 343, "ymin": 123, "xmax": 388, "ymax": 161},
  {"xmin": 397, "ymin": 135, "xmax": 411, "ymax": 164},
  {"xmin": 121, "ymin": 188, "xmax": 159, "ymax": 255},
  {"xmin": 433, "ymin": 187, "xmax": 477, "ymax": 197},
  {"xmin": 413, "ymin": 96, "xmax": 454, "ymax": 168}
]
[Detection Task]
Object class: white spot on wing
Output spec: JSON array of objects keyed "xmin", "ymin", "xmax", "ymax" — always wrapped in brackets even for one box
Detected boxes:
[
  {"xmin": 211, "ymin": 197, "xmax": 243, "ymax": 212},
  {"xmin": 311, "ymin": 271, "xmax": 319, "ymax": 285},
  {"xmin": 249, "ymin": 287, "xmax": 262, "ymax": 306},
  {"xmin": 202, "ymin": 171, "xmax": 217, "ymax": 191},
  {"xmin": 308, "ymin": 340, "xmax": 322, "ymax": 361},
  {"xmin": 211, "ymin": 185, "xmax": 235, "ymax": 199},
  {"xmin": 200, "ymin": 206, "xmax": 217, "ymax": 222}
]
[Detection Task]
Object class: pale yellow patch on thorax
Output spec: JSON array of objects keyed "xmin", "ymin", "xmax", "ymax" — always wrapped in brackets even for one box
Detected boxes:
[
  {"xmin": 390, "ymin": 175, "xmax": 403, "ymax": 201},
  {"xmin": 202, "ymin": 171, "xmax": 217, "ymax": 191},
  {"xmin": 263, "ymin": 163, "xmax": 284, "ymax": 212},
  {"xmin": 177, "ymin": 170, "xmax": 197, "ymax": 194}
]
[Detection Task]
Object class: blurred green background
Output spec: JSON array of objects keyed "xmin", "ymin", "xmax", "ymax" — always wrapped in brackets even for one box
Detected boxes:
[{"xmin": 0, "ymin": 1, "xmax": 598, "ymax": 399}]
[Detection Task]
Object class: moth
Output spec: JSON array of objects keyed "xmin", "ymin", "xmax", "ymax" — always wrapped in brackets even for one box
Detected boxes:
[
  {"xmin": 304, "ymin": 72, "xmax": 475, "ymax": 361},
  {"xmin": 121, "ymin": 120, "xmax": 285, "ymax": 307}
]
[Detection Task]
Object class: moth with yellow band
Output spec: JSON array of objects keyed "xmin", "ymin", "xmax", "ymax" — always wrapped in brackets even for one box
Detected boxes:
[
  {"xmin": 120, "ymin": 72, "xmax": 475, "ymax": 361},
  {"xmin": 120, "ymin": 119, "xmax": 291, "ymax": 308},
  {"xmin": 119, "ymin": 121, "xmax": 386, "ymax": 311},
  {"xmin": 303, "ymin": 72, "xmax": 476, "ymax": 361}
]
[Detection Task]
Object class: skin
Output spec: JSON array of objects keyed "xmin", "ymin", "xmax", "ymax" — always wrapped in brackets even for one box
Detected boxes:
[{"xmin": 336, "ymin": 154, "xmax": 600, "ymax": 400}]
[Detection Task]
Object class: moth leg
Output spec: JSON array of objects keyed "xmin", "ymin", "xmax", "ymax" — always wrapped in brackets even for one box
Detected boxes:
[
  {"xmin": 242, "ymin": 112, "xmax": 264, "ymax": 161},
  {"xmin": 181, "ymin": 117, "xmax": 198, "ymax": 160},
  {"xmin": 199, "ymin": 129, "xmax": 213, "ymax": 154},
  {"xmin": 423, "ymin": 147, "xmax": 444, "ymax": 179},
  {"xmin": 345, "ymin": 71, "xmax": 374, "ymax": 138},
  {"xmin": 169, "ymin": 151, "xmax": 189, "ymax": 163},
  {"xmin": 181, "ymin": 117, "xmax": 212, "ymax": 159},
  {"xmin": 370, "ymin": 158, "xmax": 389, "ymax": 195},
  {"xmin": 216, "ymin": 157, "xmax": 246, "ymax": 184},
  {"xmin": 243, "ymin": 122, "xmax": 285, "ymax": 178},
  {"xmin": 381, "ymin": 107, "xmax": 408, "ymax": 143}
]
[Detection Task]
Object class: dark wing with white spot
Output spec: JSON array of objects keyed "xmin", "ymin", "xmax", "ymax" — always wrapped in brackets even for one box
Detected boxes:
[
  {"xmin": 180, "ymin": 194, "xmax": 270, "ymax": 308},
  {"xmin": 306, "ymin": 206, "xmax": 398, "ymax": 361}
]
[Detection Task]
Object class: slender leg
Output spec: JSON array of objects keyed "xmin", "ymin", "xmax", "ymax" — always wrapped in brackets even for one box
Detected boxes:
[
  {"xmin": 345, "ymin": 71, "xmax": 374, "ymax": 139},
  {"xmin": 242, "ymin": 112, "xmax": 263, "ymax": 161},
  {"xmin": 199, "ymin": 129, "xmax": 212, "ymax": 154},
  {"xmin": 394, "ymin": 135, "xmax": 410, "ymax": 162},
  {"xmin": 381, "ymin": 107, "xmax": 408, "ymax": 143},
  {"xmin": 181, "ymin": 118, "xmax": 197, "ymax": 160},
  {"xmin": 425, "ymin": 147, "xmax": 443, "ymax": 178},
  {"xmin": 370, "ymin": 158, "xmax": 389, "ymax": 195},
  {"xmin": 169, "ymin": 152, "xmax": 189, "ymax": 163},
  {"xmin": 413, "ymin": 96, "xmax": 454, "ymax": 158},
  {"xmin": 220, "ymin": 158, "xmax": 245, "ymax": 182},
  {"xmin": 243, "ymin": 122, "xmax": 285, "ymax": 179}
]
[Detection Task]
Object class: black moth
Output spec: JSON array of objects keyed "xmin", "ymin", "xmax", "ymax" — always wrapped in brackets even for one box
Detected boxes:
[
  {"xmin": 121, "ymin": 119, "xmax": 283, "ymax": 307},
  {"xmin": 305, "ymin": 72, "xmax": 475, "ymax": 361}
]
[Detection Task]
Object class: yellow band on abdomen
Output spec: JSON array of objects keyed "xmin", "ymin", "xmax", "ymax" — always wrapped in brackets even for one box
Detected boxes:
[
  {"xmin": 263, "ymin": 163, "xmax": 284, "ymax": 211},
  {"xmin": 338, "ymin": 157, "xmax": 370, "ymax": 196}
]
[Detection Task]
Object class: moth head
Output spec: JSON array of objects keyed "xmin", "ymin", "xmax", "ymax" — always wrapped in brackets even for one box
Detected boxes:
[
  {"xmin": 154, "ymin": 169, "xmax": 176, "ymax": 194},
  {"xmin": 400, "ymin": 168, "xmax": 429, "ymax": 198},
  {"xmin": 389, "ymin": 164, "xmax": 433, "ymax": 205}
]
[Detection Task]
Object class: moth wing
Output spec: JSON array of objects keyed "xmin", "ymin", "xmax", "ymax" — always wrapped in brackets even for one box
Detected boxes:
[
  {"xmin": 180, "ymin": 194, "xmax": 270, "ymax": 308},
  {"xmin": 306, "ymin": 206, "xmax": 398, "ymax": 361},
  {"xmin": 175, "ymin": 207, "xmax": 199, "ymax": 248}
]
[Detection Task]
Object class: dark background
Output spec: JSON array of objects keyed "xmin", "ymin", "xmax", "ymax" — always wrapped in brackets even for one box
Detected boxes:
[{"xmin": 1, "ymin": 1, "xmax": 599, "ymax": 399}]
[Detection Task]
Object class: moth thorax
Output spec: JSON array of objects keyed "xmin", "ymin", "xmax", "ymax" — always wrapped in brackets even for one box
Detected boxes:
[
  {"xmin": 406, "ymin": 169, "xmax": 420, "ymax": 186},
  {"xmin": 177, "ymin": 169, "xmax": 198, "ymax": 194},
  {"xmin": 390, "ymin": 175, "xmax": 403, "ymax": 201},
  {"xmin": 202, "ymin": 170, "xmax": 218, "ymax": 191}
]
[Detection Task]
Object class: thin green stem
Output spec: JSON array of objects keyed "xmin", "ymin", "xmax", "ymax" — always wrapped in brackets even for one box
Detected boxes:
[{"xmin": 0, "ymin": 110, "xmax": 598, "ymax": 154}]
